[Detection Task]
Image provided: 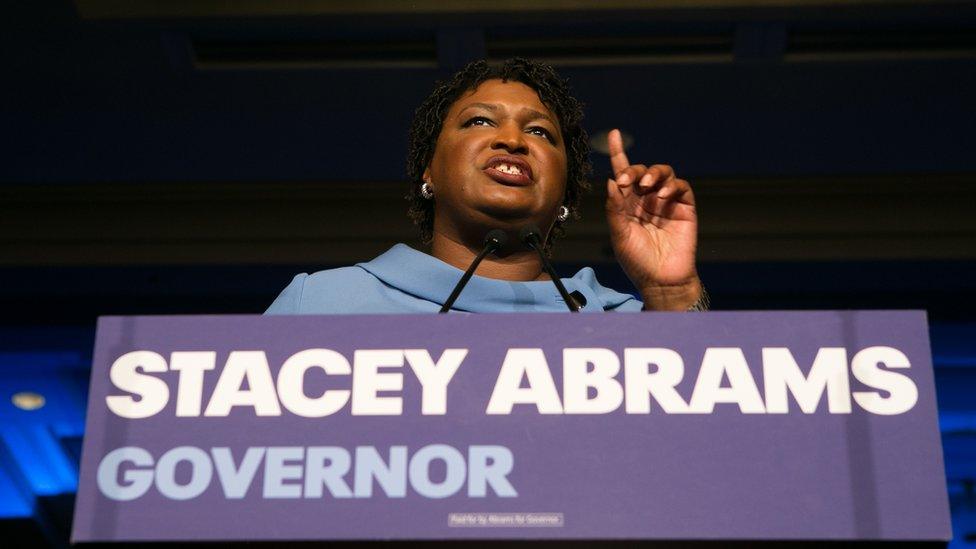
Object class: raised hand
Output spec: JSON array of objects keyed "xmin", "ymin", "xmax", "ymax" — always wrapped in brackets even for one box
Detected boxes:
[{"xmin": 605, "ymin": 129, "xmax": 702, "ymax": 311}]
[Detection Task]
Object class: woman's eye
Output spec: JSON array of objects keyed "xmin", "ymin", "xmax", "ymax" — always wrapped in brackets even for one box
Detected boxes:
[
  {"xmin": 463, "ymin": 116, "xmax": 492, "ymax": 127},
  {"xmin": 528, "ymin": 127, "xmax": 555, "ymax": 142}
]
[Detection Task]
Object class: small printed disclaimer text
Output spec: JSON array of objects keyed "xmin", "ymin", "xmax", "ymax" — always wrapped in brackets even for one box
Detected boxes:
[{"xmin": 448, "ymin": 513, "xmax": 564, "ymax": 528}]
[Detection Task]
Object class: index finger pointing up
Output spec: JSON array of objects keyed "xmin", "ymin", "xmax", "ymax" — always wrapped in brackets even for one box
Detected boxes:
[{"xmin": 607, "ymin": 128, "xmax": 631, "ymax": 177}]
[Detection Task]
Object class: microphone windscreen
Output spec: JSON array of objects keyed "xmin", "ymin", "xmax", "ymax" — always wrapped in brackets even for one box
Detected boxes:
[
  {"xmin": 484, "ymin": 229, "xmax": 508, "ymax": 249},
  {"xmin": 518, "ymin": 225, "xmax": 542, "ymax": 246}
]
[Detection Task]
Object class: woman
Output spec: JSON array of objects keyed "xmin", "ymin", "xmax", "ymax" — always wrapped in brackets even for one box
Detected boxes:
[{"xmin": 266, "ymin": 58, "xmax": 705, "ymax": 314}]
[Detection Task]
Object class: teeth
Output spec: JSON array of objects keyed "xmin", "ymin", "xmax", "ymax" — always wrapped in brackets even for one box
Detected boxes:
[{"xmin": 493, "ymin": 163, "xmax": 523, "ymax": 175}]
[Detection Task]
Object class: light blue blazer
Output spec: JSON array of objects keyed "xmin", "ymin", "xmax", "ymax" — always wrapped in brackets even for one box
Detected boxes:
[{"xmin": 266, "ymin": 244, "xmax": 643, "ymax": 315}]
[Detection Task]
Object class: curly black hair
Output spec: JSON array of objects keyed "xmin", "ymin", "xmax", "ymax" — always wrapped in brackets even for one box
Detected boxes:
[{"xmin": 406, "ymin": 57, "xmax": 592, "ymax": 249}]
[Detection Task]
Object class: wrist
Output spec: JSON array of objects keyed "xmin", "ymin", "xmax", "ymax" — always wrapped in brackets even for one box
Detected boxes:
[{"xmin": 640, "ymin": 277, "xmax": 704, "ymax": 312}]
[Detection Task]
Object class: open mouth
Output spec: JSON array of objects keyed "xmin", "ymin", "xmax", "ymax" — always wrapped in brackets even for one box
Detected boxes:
[{"xmin": 483, "ymin": 156, "xmax": 533, "ymax": 186}]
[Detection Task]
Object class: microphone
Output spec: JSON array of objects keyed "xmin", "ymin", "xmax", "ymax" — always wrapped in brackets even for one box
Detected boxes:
[
  {"xmin": 439, "ymin": 229, "xmax": 508, "ymax": 313},
  {"xmin": 519, "ymin": 225, "xmax": 581, "ymax": 312}
]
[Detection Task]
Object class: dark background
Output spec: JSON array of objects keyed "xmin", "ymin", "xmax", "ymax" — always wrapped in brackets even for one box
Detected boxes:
[{"xmin": 1, "ymin": 0, "xmax": 975, "ymax": 547}]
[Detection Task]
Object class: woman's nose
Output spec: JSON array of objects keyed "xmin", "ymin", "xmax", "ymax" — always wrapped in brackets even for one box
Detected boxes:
[{"xmin": 490, "ymin": 122, "xmax": 528, "ymax": 154}]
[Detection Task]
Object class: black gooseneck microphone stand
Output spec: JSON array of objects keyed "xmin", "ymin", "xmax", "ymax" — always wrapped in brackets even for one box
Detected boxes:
[
  {"xmin": 439, "ymin": 229, "xmax": 509, "ymax": 313},
  {"xmin": 519, "ymin": 225, "xmax": 581, "ymax": 312}
]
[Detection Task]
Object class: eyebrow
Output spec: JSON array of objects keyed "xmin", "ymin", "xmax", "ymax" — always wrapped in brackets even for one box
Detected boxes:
[{"xmin": 456, "ymin": 102, "xmax": 557, "ymax": 126}]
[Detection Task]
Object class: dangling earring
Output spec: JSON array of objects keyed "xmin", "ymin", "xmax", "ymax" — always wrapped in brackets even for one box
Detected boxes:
[
  {"xmin": 420, "ymin": 181, "xmax": 434, "ymax": 200},
  {"xmin": 557, "ymin": 205, "xmax": 570, "ymax": 222}
]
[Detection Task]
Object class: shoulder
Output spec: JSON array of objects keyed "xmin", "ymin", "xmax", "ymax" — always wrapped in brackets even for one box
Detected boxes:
[{"xmin": 264, "ymin": 266, "xmax": 383, "ymax": 314}]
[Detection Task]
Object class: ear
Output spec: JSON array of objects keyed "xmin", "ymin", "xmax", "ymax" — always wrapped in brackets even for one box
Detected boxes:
[{"xmin": 422, "ymin": 166, "xmax": 431, "ymax": 183}]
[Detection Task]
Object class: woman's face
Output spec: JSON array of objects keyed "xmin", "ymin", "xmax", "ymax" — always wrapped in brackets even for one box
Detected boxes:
[{"xmin": 425, "ymin": 79, "xmax": 568, "ymax": 242}]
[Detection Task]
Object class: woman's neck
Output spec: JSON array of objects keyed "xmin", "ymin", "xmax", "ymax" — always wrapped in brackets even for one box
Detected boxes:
[{"xmin": 430, "ymin": 230, "xmax": 550, "ymax": 282}]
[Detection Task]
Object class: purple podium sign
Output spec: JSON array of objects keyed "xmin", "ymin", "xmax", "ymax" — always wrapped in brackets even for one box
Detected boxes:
[{"xmin": 72, "ymin": 311, "xmax": 950, "ymax": 543}]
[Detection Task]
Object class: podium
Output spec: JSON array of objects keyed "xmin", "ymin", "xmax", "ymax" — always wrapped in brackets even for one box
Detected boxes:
[{"xmin": 71, "ymin": 311, "xmax": 951, "ymax": 545}]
